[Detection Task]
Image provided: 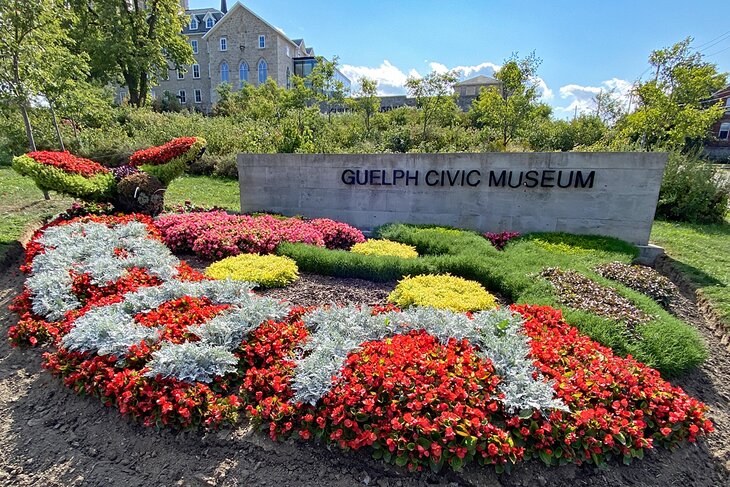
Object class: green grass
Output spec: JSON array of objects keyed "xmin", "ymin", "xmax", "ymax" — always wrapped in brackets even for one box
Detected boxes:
[
  {"xmin": 166, "ymin": 175, "xmax": 240, "ymax": 211},
  {"xmin": 279, "ymin": 224, "xmax": 706, "ymax": 376},
  {"xmin": 651, "ymin": 218, "xmax": 730, "ymax": 326},
  {"xmin": 0, "ymin": 166, "xmax": 72, "ymax": 261}
]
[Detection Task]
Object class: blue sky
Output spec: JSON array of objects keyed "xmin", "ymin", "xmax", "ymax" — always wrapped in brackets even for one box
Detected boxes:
[{"xmin": 189, "ymin": 0, "xmax": 730, "ymax": 118}]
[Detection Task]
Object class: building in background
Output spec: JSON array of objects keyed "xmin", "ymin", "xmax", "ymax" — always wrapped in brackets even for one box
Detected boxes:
[
  {"xmin": 377, "ymin": 74, "xmax": 502, "ymax": 112},
  {"xmin": 704, "ymin": 85, "xmax": 730, "ymax": 162},
  {"xmin": 119, "ymin": 1, "xmax": 350, "ymax": 113}
]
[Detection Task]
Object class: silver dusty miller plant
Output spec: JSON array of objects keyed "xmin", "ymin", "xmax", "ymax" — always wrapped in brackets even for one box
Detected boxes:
[
  {"xmin": 292, "ymin": 305, "xmax": 567, "ymax": 414},
  {"xmin": 62, "ymin": 280, "xmax": 289, "ymax": 383},
  {"xmin": 26, "ymin": 221, "xmax": 179, "ymax": 321}
]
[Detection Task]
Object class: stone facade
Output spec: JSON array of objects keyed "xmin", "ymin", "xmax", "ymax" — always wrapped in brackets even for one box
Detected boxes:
[
  {"xmin": 704, "ymin": 85, "xmax": 730, "ymax": 162},
  {"xmin": 120, "ymin": 1, "xmax": 347, "ymax": 113},
  {"xmin": 237, "ymin": 152, "xmax": 667, "ymax": 246}
]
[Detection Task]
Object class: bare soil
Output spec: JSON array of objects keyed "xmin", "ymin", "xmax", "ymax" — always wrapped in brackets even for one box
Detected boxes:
[{"xmin": 1, "ymin": 251, "xmax": 729, "ymax": 486}]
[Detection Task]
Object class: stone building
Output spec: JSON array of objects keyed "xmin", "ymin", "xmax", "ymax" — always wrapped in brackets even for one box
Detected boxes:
[
  {"xmin": 120, "ymin": 1, "xmax": 350, "ymax": 113},
  {"xmin": 377, "ymin": 74, "xmax": 502, "ymax": 112},
  {"xmin": 704, "ymin": 84, "xmax": 730, "ymax": 162}
]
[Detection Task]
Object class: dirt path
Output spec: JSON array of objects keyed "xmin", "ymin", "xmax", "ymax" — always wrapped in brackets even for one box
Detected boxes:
[{"xmin": 1, "ymin": 250, "xmax": 729, "ymax": 487}]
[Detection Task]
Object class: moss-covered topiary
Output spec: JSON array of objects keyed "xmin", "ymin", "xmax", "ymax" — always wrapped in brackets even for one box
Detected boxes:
[
  {"xmin": 388, "ymin": 274, "xmax": 498, "ymax": 312},
  {"xmin": 350, "ymin": 239, "xmax": 418, "ymax": 259},
  {"xmin": 11, "ymin": 153, "xmax": 115, "ymax": 200},
  {"xmin": 114, "ymin": 172, "xmax": 165, "ymax": 216},
  {"xmin": 205, "ymin": 254, "xmax": 299, "ymax": 288}
]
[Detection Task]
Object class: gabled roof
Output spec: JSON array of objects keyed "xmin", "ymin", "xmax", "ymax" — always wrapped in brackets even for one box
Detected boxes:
[
  {"xmin": 184, "ymin": 9, "xmax": 223, "ymax": 34},
  {"xmin": 291, "ymin": 38, "xmax": 304, "ymax": 46},
  {"xmin": 202, "ymin": 1, "xmax": 300, "ymax": 49},
  {"xmin": 454, "ymin": 75, "xmax": 501, "ymax": 87}
]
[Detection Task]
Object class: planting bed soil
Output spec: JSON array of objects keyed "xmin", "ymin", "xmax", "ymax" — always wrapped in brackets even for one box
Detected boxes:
[{"xmin": 1, "ymin": 247, "xmax": 729, "ymax": 486}]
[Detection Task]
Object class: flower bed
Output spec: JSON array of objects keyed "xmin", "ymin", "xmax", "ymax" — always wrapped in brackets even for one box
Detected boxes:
[
  {"xmin": 6, "ymin": 214, "xmax": 714, "ymax": 474},
  {"xmin": 154, "ymin": 211, "xmax": 365, "ymax": 259}
]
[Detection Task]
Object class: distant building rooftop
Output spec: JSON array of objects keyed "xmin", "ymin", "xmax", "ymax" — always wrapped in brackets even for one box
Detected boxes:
[{"xmin": 454, "ymin": 75, "xmax": 500, "ymax": 87}]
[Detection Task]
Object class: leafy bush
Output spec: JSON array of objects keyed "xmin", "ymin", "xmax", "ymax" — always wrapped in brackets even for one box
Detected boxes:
[
  {"xmin": 657, "ymin": 152, "xmax": 729, "ymax": 223},
  {"xmin": 540, "ymin": 267, "xmax": 651, "ymax": 330},
  {"xmin": 154, "ymin": 211, "xmax": 363, "ymax": 259},
  {"xmin": 388, "ymin": 274, "xmax": 497, "ymax": 312},
  {"xmin": 12, "ymin": 153, "xmax": 115, "ymax": 200},
  {"xmin": 351, "ymin": 239, "xmax": 418, "ymax": 258},
  {"xmin": 595, "ymin": 262, "xmax": 679, "ymax": 307},
  {"xmin": 484, "ymin": 231, "xmax": 521, "ymax": 250},
  {"xmin": 205, "ymin": 254, "xmax": 299, "ymax": 288}
]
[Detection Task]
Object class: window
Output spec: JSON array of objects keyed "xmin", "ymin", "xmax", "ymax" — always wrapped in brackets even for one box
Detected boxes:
[
  {"xmin": 725, "ymin": 97, "xmax": 730, "ymax": 112},
  {"xmin": 161, "ymin": 69, "xmax": 169, "ymax": 81},
  {"xmin": 206, "ymin": 17, "xmax": 214, "ymax": 29},
  {"xmin": 720, "ymin": 122, "xmax": 730, "ymax": 140},
  {"xmin": 194, "ymin": 89, "xmax": 202, "ymax": 103},
  {"xmin": 239, "ymin": 61, "xmax": 249, "ymax": 86},
  {"xmin": 191, "ymin": 40, "xmax": 198, "ymax": 54},
  {"xmin": 259, "ymin": 35, "xmax": 265, "ymax": 48},
  {"xmin": 286, "ymin": 46, "xmax": 290, "ymax": 57},
  {"xmin": 192, "ymin": 64, "xmax": 200, "ymax": 79},
  {"xmin": 177, "ymin": 68, "xmax": 184, "ymax": 80},
  {"xmin": 190, "ymin": 17, "xmax": 198, "ymax": 30},
  {"xmin": 220, "ymin": 61, "xmax": 229, "ymax": 83},
  {"xmin": 286, "ymin": 67, "xmax": 291, "ymax": 89},
  {"xmin": 220, "ymin": 37, "xmax": 227, "ymax": 51},
  {"xmin": 258, "ymin": 59, "xmax": 267, "ymax": 84},
  {"xmin": 178, "ymin": 90, "xmax": 186, "ymax": 104}
]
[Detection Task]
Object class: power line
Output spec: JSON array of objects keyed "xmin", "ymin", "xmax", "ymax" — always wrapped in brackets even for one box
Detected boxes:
[
  {"xmin": 694, "ymin": 30, "xmax": 730, "ymax": 50},
  {"xmin": 704, "ymin": 43, "xmax": 730, "ymax": 58}
]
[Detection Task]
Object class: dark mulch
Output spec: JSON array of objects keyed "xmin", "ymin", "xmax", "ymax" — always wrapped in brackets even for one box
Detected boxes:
[{"xmin": 256, "ymin": 272, "xmax": 397, "ymax": 308}]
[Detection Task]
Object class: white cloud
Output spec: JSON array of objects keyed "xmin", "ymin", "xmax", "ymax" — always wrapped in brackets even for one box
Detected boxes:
[
  {"xmin": 429, "ymin": 61, "xmax": 502, "ymax": 78},
  {"xmin": 533, "ymin": 77, "xmax": 554, "ymax": 101},
  {"xmin": 340, "ymin": 60, "xmax": 417, "ymax": 95},
  {"xmin": 554, "ymin": 78, "xmax": 633, "ymax": 117}
]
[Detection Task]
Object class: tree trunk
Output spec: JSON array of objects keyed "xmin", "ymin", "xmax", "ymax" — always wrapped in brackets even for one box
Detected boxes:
[{"xmin": 49, "ymin": 100, "xmax": 65, "ymax": 151}]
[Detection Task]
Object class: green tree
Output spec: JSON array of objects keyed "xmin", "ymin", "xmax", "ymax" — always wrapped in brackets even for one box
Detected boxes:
[
  {"xmin": 469, "ymin": 53, "xmax": 543, "ymax": 149},
  {"xmin": 70, "ymin": 0, "xmax": 193, "ymax": 107},
  {"xmin": 309, "ymin": 56, "xmax": 347, "ymax": 122},
  {"xmin": 347, "ymin": 77, "xmax": 380, "ymax": 132},
  {"xmin": 405, "ymin": 70, "xmax": 459, "ymax": 142},
  {"xmin": 618, "ymin": 37, "xmax": 727, "ymax": 151},
  {"xmin": 0, "ymin": 0, "xmax": 79, "ymax": 153}
]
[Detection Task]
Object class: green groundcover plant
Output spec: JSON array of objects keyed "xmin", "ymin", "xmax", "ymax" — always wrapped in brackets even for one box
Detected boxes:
[
  {"xmin": 205, "ymin": 254, "xmax": 299, "ymax": 288},
  {"xmin": 278, "ymin": 224, "xmax": 706, "ymax": 376},
  {"xmin": 388, "ymin": 274, "xmax": 498, "ymax": 312}
]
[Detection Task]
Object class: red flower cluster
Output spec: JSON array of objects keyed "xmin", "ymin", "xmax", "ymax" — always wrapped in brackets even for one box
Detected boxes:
[
  {"xmin": 43, "ymin": 349, "xmax": 241, "ymax": 429},
  {"xmin": 155, "ymin": 211, "xmax": 365, "ymax": 259},
  {"xmin": 129, "ymin": 137, "xmax": 198, "ymax": 167},
  {"xmin": 483, "ymin": 231, "xmax": 521, "ymax": 251},
  {"xmin": 134, "ymin": 296, "xmax": 230, "ymax": 343},
  {"xmin": 26, "ymin": 151, "xmax": 109, "ymax": 177}
]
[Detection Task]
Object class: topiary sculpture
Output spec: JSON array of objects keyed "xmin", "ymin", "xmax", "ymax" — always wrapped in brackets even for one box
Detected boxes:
[{"xmin": 11, "ymin": 137, "xmax": 207, "ymax": 216}]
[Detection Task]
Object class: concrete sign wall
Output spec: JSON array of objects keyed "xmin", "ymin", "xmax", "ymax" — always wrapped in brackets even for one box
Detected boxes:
[{"xmin": 237, "ymin": 152, "xmax": 667, "ymax": 245}]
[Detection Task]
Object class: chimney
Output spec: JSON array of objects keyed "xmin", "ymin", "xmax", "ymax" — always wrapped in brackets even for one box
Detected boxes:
[
  {"xmin": 221, "ymin": 0, "xmax": 228, "ymax": 14},
  {"xmin": 180, "ymin": 0, "xmax": 189, "ymax": 10}
]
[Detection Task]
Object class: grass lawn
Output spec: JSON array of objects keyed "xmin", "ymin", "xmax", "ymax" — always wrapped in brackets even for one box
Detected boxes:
[
  {"xmin": 166, "ymin": 175, "xmax": 240, "ymax": 211},
  {"xmin": 651, "ymin": 218, "xmax": 730, "ymax": 326},
  {"xmin": 0, "ymin": 166, "xmax": 72, "ymax": 262}
]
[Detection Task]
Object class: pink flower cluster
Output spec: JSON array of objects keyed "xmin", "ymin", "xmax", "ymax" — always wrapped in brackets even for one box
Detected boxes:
[{"xmin": 155, "ymin": 211, "xmax": 365, "ymax": 260}]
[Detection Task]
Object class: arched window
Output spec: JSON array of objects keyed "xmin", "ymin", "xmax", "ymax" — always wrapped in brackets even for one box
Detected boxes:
[
  {"xmin": 190, "ymin": 17, "xmax": 198, "ymax": 30},
  {"xmin": 206, "ymin": 17, "xmax": 214, "ymax": 29},
  {"xmin": 720, "ymin": 122, "xmax": 730, "ymax": 140},
  {"xmin": 258, "ymin": 59, "xmax": 267, "ymax": 84},
  {"xmin": 239, "ymin": 61, "xmax": 249, "ymax": 87},
  {"xmin": 220, "ymin": 62, "xmax": 229, "ymax": 83},
  {"xmin": 286, "ymin": 67, "xmax": 291, "ymax": 89}
]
